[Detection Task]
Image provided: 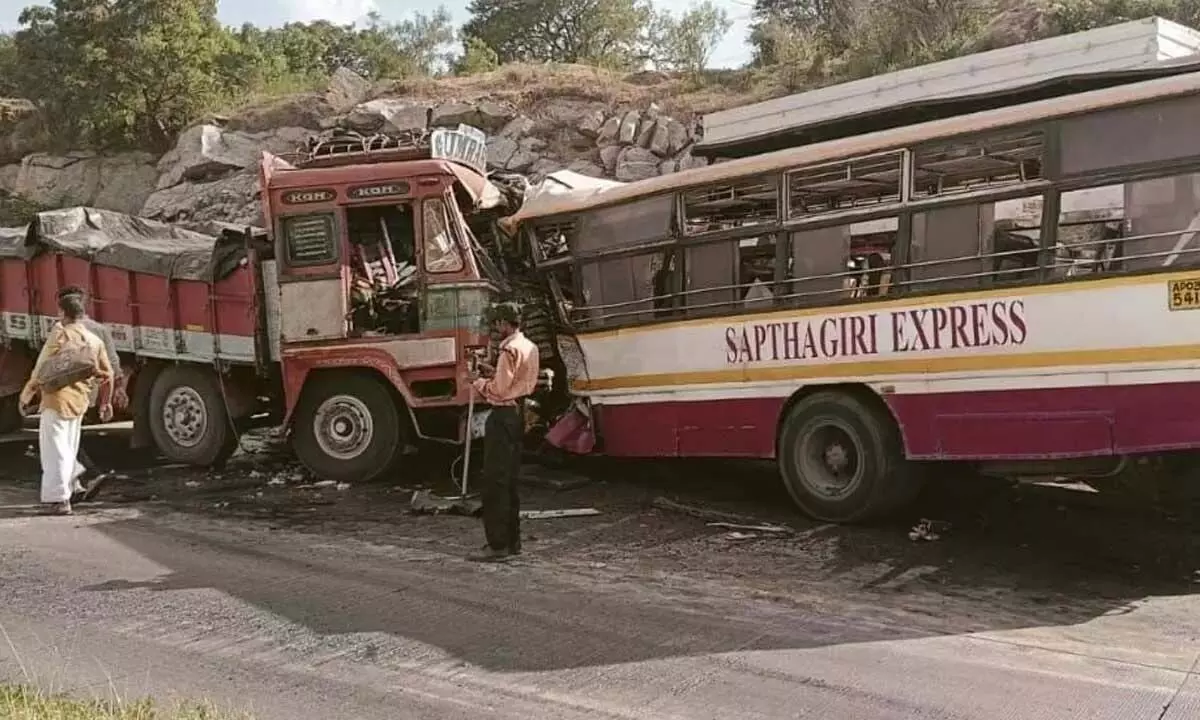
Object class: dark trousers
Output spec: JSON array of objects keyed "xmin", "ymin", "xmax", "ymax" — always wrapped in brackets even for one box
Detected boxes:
[{"xmin": 481, "ymin": 404, "xmax": 523, "ymax": 552}]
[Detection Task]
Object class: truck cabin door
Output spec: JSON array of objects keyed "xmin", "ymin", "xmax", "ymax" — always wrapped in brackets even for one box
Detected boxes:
[{"xmin": 274, "ymin": 198, "xmax": 348, "ymax": 343}]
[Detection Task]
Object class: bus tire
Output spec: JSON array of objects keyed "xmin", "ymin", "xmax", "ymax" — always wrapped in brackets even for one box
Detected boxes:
[
  {"xmin": 777, "ymin": 391, "xmax": 918, "ymax": 523},
  {"xmin": 148, "ymin": 365, "xmax": 237, "ymax": 467},
  {"xmin": 292, "ymin": 371, "xmax": 403, "ymax": 484}
]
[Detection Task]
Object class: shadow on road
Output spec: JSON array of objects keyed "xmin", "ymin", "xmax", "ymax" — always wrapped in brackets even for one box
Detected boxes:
[{"xmin": 2, "ymin": 432, "xmax": 1197, "ymax": 672}]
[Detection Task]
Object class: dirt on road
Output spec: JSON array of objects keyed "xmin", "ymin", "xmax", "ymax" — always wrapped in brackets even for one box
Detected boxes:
[{"xmin": 0, "ymin": 426, "xmax": 1195, "ymax": 645}]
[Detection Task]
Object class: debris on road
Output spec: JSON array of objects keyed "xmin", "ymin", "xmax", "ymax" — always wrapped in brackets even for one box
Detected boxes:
[
  {"xmin": 336, "ymin": 482, "xmax": 351, "ymax": 491},
  {"xmin": 184, "ymin": 480, "xmax": 202, "ymax": 488},
  {"xmin": 909, "ymin": 518, "xmax": 952, "ymax": 542},
  {"xmin": 652, "ymin": 497, "xmax": 775, "ymax": 526},
  {"xmin": 519, "ymin": 508, "xmax": 600, "ymax": 519},
  {"xmin": 520, "ymin": 464, "xmax": 592, "ymax": 491},
  {"xmin": 313, "ymin": 480, "xmax": 337, "ymax": 488},
  {"xmin": 267, "ymin": 478, "xmax": 286, "ymax": 487},
  {"xmin": 409, "ymin": 489, "xmax": 482, "ymax": 516},
  {"xmin": 707, "ymin": 521, "xmax": 792, "ymax": 535}
]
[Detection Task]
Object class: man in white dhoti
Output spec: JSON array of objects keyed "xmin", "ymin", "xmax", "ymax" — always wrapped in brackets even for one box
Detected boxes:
[{"xmin": 19, "ymin": 287, "xmax": 114, "ymax": 515}]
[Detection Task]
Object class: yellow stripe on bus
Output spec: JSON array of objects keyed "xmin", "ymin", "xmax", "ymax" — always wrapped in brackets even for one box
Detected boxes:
[
  {"xmin": 574, "ymin": 270, "xmax": 1193, "ymax": 341},
  {"xmin": 571, "ymin": 343, "xmax": 1200, "ymax": 392}
]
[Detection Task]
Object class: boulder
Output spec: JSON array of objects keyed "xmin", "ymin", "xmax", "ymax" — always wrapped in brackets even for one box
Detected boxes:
[
  {"xmin": 648, "ymin": 121, "xmax": 673, "ymax": 157},
  {"xmin": 486, "ymin": 136, "xmax": 519, "ymax": 169},
  {"xmin": 223, "ymin": 93, "xmax": 332, "ymax": 133},
  {"xmin": 577, "ymin": 109, "xmax": 607, "ymax": 139},
  {"xmin": 431, "ymin": 100, "xmax": 516, "ymax": 132},
  {"xmin": 599, "ymin": 145, "xmax": 621, "ymax": 174},
  {"xmin": 345, "ymin": 99, "xmax": 428, "ymax": 134},
  {"xmin": 665, "ymin": 118, "xmax": 690, "ymax": 156},
  {"xmin": 325, "ymin": 67, "xmax": 372, "ymax": 113},
  {"xmin": 617, "ymin": 111, "xmax": 640, "ymax": 145},
  {"xmin": 142, "ymin": 171, "xmax": 260, "ymax": 226},
  {"xmin": 156, "ymin": 125, "xmax": 310, "ymax": 190},
  {"xmin": 0, "ymin": 151, "xmax": 157, "ymax": 214},
  {"xmin": 614, "ymin": 147, "xmax": 659, "ymax": 182},
  {"xmin": 596, "ymin": 116, "xmax": 620, "ymax": 146},
  {"xmin": 499, "ymin": 116, "xmax": 535, "ymax": 139}
]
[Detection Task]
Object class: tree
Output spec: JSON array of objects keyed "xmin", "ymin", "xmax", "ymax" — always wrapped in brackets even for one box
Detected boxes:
[
  {"xmin": 650, "ymin": 1, "xmax": 732, "ymax": 74},
  {"xmin": 379, "ymin": 7, "xmax": 457, "ymax": 76},
  {"xmin": 456, "ymin": 36, "xmax": 500, "ymax": 75},
  {"xmin": 749, "ymin": 0, "xmax": 862, "ymax": 63},
  {"xmin": 461, "ymin": 0, "xmax": 654, "ymax": 68},
  {"xmin": 14, "ymin": 0, "xmax": 227, "ymax": 150}
]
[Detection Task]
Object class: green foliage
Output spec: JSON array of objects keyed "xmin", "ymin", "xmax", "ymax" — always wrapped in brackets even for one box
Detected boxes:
[
  {"xmin": 5, "ymin": 2, "xmax": 457, "ymax": 151},
  {"xmin": 456, "ymin": 36, "xmax": 501, "ymax": 75},
  {"xmin": 649, "ymin": 1, "xmax": 733, "ymax": 75},
  {"xmin": 15, "ymin": 0, "xmax": 227, "ymax": 151},
  {"xmin": 461, "ymin": 0, "xmax": 654, "ymax": 69},
  {"xmin": 0, "ymin": 684, "xmax": 251, "ymax": 719}
]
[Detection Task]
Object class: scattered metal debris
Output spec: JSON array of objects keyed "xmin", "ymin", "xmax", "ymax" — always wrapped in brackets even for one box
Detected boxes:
[
  {"xmin": 909, "ymin": 518, "xmax": 952, "ymax": 542},
  {"xmin": 707, "ymin": 521, "xmax": 792, "ymax": 535},
  {"xmin": 519, "ymin": 508, "xmax": 599, "ymax": 519},
  {"xmin": 409, "ymin": 489, "xmax": 482, "ymax": 516}
]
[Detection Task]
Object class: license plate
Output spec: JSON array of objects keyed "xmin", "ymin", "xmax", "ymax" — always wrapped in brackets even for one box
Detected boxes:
[{"xmin": 1169, "ymin": 278, "xmax": 1200, "ymax": 310}]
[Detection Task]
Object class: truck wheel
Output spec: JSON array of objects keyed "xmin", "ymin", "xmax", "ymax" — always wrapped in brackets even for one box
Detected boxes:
[
  {"xmin": 292, "ymin": 371, "xmax": 403, "ymax": 483},
  {"xmin": 777, "ymin": 391, "xmax": 919, "ymax": 523},
  {"xmin": 148, "ymin": 365, "xmax": 237, "ymax": 467}
]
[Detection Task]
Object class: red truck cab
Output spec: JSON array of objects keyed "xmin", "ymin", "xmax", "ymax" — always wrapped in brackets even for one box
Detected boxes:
[{"xmin": 261, "ymin": 126, "xmax": 505, "ymax": 482}]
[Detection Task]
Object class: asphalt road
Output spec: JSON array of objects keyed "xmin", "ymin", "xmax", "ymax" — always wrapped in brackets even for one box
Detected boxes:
[{"xmin": 2, "ymin": 480, "xmax": 1199, "ymax": 720}]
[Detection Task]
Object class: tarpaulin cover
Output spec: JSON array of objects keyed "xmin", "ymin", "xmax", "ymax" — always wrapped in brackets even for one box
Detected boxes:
[
  {"xmin": 23, "ymin": 207, "xmax": 258, "ymax": 281},
  {"xmin": 0, "ymin": 225, "xmax": 29, "ymax": 260}
]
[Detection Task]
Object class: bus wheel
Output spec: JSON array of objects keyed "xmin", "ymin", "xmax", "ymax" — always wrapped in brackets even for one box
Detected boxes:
[
  {"xmin": 292, "ymin": 371, "xmax": 402, "ymax": 484},
  {"xmin": 148, "ymin": 365, "xmax": 237, "ymax": 467},
  {"xmin": 777, "ymin": 391, "xmax": 917, "ymax": 523}
]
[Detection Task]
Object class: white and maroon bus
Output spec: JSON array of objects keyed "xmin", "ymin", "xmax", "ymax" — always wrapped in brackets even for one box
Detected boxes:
[{"xmin": 505, "ymin": 67, "xmax": 1200, "ymax": 522}]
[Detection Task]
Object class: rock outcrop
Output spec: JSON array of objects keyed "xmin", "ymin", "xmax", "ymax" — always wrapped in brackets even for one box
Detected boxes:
[{"xmin": 0, "ymin": 65, "xmax": 727, "ymax": 225}]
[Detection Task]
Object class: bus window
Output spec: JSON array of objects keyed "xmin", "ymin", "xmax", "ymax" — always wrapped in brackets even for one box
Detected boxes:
[
  {"xmin": 790, "ymin": 224, "xmax": 852, "ymax": 306},
  {"xmin": 1050, "ymin": 186, "xmax": 1124, "ymax": 278},
  {"xmin": 1123, "ymin": 172, "xmax": 1200, "ymax": 271},
  {"xmin": 910, "ymin": 204, "xmax": 993, "ymax": 292},
  {"xmin": 682, "ymin": 175, "xmax": 778, "ymax": 235},
  {"xmin": 575, "ymin": 195, "xmax": 673, "ymax": 254},
  {"xmin": 578, "ymin": 250, "xmax": 670, "ymax": 328}
]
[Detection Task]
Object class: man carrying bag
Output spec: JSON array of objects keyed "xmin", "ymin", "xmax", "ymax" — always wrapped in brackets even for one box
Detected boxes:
[{"xmin": 19, "ymin": 287, "xmax": 114, "ymax": 515}]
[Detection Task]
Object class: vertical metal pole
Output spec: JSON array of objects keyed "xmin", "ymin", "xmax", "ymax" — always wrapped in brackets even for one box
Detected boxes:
[{"xmin": 460, "ymin": 389, "xmax": 476, "ymax": 495}]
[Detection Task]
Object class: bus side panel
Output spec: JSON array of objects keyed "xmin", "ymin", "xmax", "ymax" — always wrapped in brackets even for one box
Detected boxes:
[
  {"xmin": 887, "ymin": 381, "xmax": 1200, "ymax": 460},
  {"xmin": 595, "ymin": 398, "xmax": 780, "ymax": 458}
]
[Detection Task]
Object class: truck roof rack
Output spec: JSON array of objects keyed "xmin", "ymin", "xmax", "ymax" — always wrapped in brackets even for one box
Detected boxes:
[
  {"xmin": 292, "ymin": 125, "xmax": 490, "ymax": 177},
  {"xmin": 295, "ymin": 129, "xmax": 432, "ymax": 169}
]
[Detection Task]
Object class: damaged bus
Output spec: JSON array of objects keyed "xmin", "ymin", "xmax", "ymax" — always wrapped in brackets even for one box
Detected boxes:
[{"xmin": 504, "ymin": 66, "xmax": 1200, "ymax": 522}]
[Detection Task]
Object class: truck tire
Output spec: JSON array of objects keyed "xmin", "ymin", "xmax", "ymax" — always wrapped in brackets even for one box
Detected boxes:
[
  {"xmin": 292, "ymin": 371, "xmax": 403, "ymax": 484},
  {"xmin": 148, "ymin": 365, "xmax": 237, "ymax": 467},
  {"xmin": 777, "ymin": 391, "xmax": 920, "ymax": 523}
]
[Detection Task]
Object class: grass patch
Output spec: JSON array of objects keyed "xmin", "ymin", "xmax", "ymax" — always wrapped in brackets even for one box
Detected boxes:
[{"xmin": 0, "ymin": 685, "xmax": 249, "ymax": 720}]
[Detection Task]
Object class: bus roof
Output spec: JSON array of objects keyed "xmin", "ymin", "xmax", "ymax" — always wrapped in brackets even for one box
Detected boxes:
[
  {"xmin": 695, "ymin": 17, "xmax": 1200, "ymax": 158},
  {"xmin": 502, "ymin": 68, "xmax": 1200, "ymax": 228}
]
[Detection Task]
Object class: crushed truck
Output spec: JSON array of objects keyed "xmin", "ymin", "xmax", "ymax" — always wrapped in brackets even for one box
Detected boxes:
[{"xmin": 0, "ymin": 125, "xmax": 562, "ymax": 483}]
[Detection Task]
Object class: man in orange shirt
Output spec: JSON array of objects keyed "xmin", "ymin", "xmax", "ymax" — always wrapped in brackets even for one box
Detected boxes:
[
  {"xmin": 471, "ymin": 302, "xmax": 539, "ymax": 562},
  {"xmin": 20, "ymin": 288, "xmax": 114, "ymax": 515}
]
